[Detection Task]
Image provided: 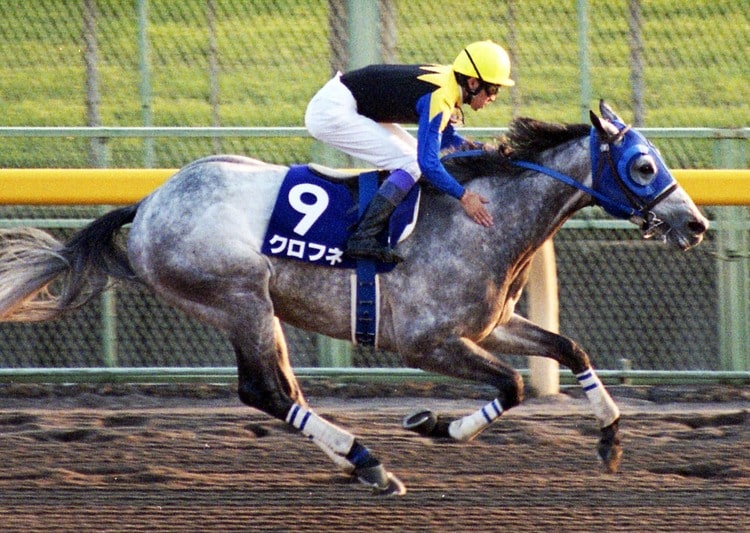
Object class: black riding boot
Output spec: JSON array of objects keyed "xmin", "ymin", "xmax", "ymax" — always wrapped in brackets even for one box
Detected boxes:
[{"xmin": 346, "ymin": 193, "xmax": 402, "ymax": 263}]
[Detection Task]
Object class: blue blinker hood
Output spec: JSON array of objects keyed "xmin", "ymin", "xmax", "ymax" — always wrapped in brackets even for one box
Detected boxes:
[{"xmin": 589, "ymin": 120, "xmax": 677, "ymax": 219}]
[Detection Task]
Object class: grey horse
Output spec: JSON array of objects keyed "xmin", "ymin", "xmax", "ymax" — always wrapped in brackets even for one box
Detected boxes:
[{"xmin": 0, "ymin": 102, "xmax": 708, "ymax": 495}]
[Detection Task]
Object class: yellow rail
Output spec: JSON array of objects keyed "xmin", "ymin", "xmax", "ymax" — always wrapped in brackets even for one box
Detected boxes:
[
  {"xmin": 0, "ymin": 168, "xmax": 746, "ymax": 205},
  {"xmin": 673, "ymin": 169, "xmax": 749, "ymax": 206},
  {"xmin": 0, "ymin": 169, "xmax": 174, "ymax": 205}
]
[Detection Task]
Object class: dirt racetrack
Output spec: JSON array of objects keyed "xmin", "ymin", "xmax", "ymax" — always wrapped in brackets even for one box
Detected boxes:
[{"xmin": 0, "ymin": 381, "xmax": 747, "ymax": 532}]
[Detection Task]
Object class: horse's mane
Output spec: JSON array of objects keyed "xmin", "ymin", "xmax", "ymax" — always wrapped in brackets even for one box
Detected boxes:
[
  {"xmin": 442, "ymin": 118, "xmax": 591, "ymax": 182},
  {"xmin": 505, "ymin": 117, "xmax": 590, "ymax": 160}
]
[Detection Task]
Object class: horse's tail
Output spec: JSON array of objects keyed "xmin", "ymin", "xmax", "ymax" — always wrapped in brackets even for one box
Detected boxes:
[{"xmin": 0, "ymin": 203, "xmax": 140, "ymax": 322}]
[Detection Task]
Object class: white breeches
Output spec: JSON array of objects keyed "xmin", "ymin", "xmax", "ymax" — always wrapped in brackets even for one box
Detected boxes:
[{"xmin": 305, "ymin": 73, "xmax": 421, "ymax": 180}]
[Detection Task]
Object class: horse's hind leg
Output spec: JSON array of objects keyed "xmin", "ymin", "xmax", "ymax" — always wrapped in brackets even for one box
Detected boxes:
[
  {"xmin": 131, "ymin": 209, "xmax": 404, "ymax": 493},
  {"xmin": 231, "ymin": 298, "xmax": 405, "ymax": 495}
]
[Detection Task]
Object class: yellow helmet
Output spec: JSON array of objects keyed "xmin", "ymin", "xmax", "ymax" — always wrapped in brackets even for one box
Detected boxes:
[{"xmin": 453, "ymin": 40, "xmax": 515, "ymax": 87}]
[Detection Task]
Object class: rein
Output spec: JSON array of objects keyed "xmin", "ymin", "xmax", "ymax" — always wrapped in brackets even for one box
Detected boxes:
[
  {"xmin": 442, "ymin": 147, "xmax": 635, "ymax": 216},
  {"xmin": 511, "ymin": 158, "xmax": 674, "ymax": 237},
  {"xmin": 441, "ymin": 122, "xmax": 679, "ymax": 237},
  {"xmin": 511, "ymin": 125, "xmax": 678, "ymax": 236},
  {"xmin": 510, "ymin": 159, "xmax": 634, "ymax": 217}
]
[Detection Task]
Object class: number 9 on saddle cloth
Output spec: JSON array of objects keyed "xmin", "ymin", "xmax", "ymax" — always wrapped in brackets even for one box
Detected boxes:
[{"xmin": 261, "ymin": 165, "xmax": 420, "ymax": 272}]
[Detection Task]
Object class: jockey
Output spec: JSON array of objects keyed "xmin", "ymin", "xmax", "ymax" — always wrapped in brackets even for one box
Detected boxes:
[{"xmin": 305, "ymin": 40, "xmax": 514, "ymax": 263}]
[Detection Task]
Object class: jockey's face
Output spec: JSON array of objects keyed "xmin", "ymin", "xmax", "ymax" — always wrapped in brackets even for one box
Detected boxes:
[{"xmin": 466, "ymin": 78, "xmax": 499, "ymax": 111}]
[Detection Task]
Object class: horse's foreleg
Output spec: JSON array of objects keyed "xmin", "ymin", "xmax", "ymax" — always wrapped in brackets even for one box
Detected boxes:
[
  {"xmin": 573, "ymin": 368, "xmax": 621, "ymax": 472},
  {"xmin": 480, "ymin": 314, "xmax": 622, "ymax": 472},
  {"xmin": 574, "ymin": 368, "xmax": 620, "ymax": 428},
  {"xmin": 402, "ymin": 336, "xmax": 522, "ymax": 442}
]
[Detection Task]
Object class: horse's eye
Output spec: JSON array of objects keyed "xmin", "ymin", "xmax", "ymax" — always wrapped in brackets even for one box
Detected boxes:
[{"xmin": 629, "ymin": 154, "xmax": 657, "ymax": 186}]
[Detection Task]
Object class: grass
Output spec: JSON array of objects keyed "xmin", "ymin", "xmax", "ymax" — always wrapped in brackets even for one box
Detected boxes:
[{"xmin": 0, "ymin": 0, "xmax": 746, "ymax": 169}]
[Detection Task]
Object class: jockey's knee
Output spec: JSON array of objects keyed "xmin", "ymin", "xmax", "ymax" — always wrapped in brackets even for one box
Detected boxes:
[
  {"xmin": 402, "ymin": 162, "xmax": 421, "ymax": 181},
  {"xmin": 497, "ymin": 371, "xmax": 524, "ymax": 410}
]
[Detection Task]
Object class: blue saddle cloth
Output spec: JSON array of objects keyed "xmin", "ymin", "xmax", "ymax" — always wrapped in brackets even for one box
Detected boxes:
[{"xmin": 261, "ymin": 165, "xmax": 419, "ymax": 272}]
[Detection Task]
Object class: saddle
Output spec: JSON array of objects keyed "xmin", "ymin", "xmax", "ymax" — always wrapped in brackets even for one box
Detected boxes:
[
  {"xmin": 307, "ymin": 162, "xmax": 361, "ymax": 180},
  {"xmin": 261, "ymin": 164, "xmax": 420, "ymax": 272}
]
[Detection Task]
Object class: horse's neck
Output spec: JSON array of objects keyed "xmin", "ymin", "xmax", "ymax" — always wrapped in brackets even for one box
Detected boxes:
[
  {"xmin": 414, "ymin": 140, "xmax": 592, "ymax": 271},
  {"xmin": 507, "ymin": 138, "xmax": 592, "ymax": 245}
]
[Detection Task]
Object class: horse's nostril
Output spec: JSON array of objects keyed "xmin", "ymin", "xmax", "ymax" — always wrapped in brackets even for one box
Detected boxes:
[{"xmin": 688, "ymin": 220, "xmax": 707, "ymax": 234}]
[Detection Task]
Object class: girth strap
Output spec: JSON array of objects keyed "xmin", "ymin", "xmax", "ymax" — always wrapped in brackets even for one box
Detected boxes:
[{"xmin": 352, "ymin": 171, "xmax": 380, "ymax": 346}]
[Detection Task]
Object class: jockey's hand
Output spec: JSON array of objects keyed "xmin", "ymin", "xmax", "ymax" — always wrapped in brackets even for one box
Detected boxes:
[{"xmin": 460, "ymin": 190, "xmax": 493, "ymax": 227}]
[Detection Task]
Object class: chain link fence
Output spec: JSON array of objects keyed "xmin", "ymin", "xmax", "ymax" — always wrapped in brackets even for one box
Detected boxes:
[
  {"xmin": 0, "ymin": 1, "xmax": 747, "ymax": 372},
  {"xmin": 1, "ymin": 0, "xmax": 746, "ymax": 168}
]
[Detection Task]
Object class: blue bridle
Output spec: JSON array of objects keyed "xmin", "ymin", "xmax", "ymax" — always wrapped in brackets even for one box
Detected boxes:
[
  {"xmin": 512, "ymin": 120, "xmax": 678, "ymax": 229},
  {"xmin": 443, "ymin": 120, "xmax": 678, "ymax": 233}
]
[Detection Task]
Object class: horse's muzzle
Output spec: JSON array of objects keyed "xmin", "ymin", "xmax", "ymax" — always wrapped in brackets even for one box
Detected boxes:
[{"xmin": 672, "ymin": 215, "xmax": 708, "ymax": 250}]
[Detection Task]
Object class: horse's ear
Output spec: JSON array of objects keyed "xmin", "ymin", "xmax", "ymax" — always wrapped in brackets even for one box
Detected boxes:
[
  {"xmin": 598, "ymin": 99, "xmax": 624, "ymax": 123},
  {"xmin": 590, "ymin": 110, "xmax": 606, "ymax": 134},
  {"xmin": 590, "ymin": 107, "xmax": 619, "ymax": 139}
]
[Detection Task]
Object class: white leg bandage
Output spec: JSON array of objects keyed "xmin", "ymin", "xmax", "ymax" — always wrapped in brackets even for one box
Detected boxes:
[
  {"xmin": 286, "ymin": 403, "xmax": 355, "ymax": 455},
  {"xmin": 310, "ymin": 437, "xmax": 356, "ymax": 473},
  {"xmin": 576, "ymin": 368, "xmax": 620, "ymax": 428},
  {"xmin": 448, "ymin": 398, "xmax": 504, "ymax": 442}
]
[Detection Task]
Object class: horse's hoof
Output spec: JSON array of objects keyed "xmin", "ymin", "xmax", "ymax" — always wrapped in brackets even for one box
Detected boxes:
[
  {"xmin": 403, "ymin": 410, "xmax": 452, "ymax": 438},
  {"xmin": 403, "ymin": 410, "xmax": 437, "ymax": 435},
  {"xmin": 374, "ymin": 472, "xmax": 407, "ymax": 496},
  {"xmin": 354, "ymin": 464, "xmax": 407, "ymax": 496},
  {"xmin": 599, "ymin": 442, "xmax": 623, "ymax": 474},
  {"xmin": 598, "ymin": 418, "xmax": 623, "ymax": 474}
]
